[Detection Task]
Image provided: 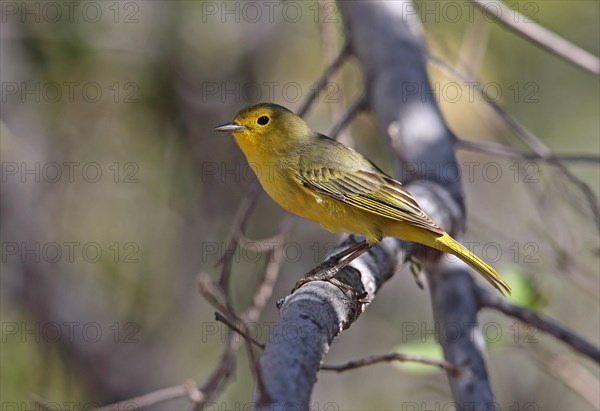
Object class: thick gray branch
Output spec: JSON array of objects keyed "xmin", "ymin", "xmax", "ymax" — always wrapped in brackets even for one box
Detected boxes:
[
  {"xmin": 427, "ymin": 261, "xmax": 497, "ymax": 409},
  {"xmin": 339, "ymin": 1, "xmax": 496, "ymax": 409},
  {"xmin": 256, "ymin": 237, "xmax": 403, "ymax": 409},
  {"xmin": 256, "ymin": 0, "xmax": 495, "ymax": 408},
  {"xmin": 339, "ymin": 1, "xmax": 463, "ymax": 206}
]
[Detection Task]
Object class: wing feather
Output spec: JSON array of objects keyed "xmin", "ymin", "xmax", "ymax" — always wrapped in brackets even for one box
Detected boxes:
[{"xmin": 298, "ymin": 163, "xmax": 444, "ymax": 234}]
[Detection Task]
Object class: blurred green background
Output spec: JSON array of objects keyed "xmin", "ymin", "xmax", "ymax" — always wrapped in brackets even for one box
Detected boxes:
[{"xmin": 1, "ymin": 1, "xmax": 598, "ymax": 410}]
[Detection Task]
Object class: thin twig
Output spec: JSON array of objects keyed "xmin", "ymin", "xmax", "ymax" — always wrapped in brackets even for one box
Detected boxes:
[
  {"xmin": 297, "ymin": 43, "xmax": 351, "ymax": 118},
  {"xmin": 215, "ymin": 312, "xmax": 265, "ymax": 349},
  {"xmin": 458, "ymin": 13, "xmax": 490, "ymax": 78},
  {"xmin": 472, "ymin": 0, "xmax": 600, "ymax": 75},
  {"xmin": 195, "ymin": 334, "xmax": 238, "ymax": 409},
  {"xmin": 199, "ymin": 273, "xmax": 241, "ymax": 322},
  {"xmin": 545, "ymin": 354, "xmax": 600, "ymax": 409},
  {"xmin": 204, "ymin": 217, "xmax": 294, "ymax": 406},
  {"xmin": 245, "ymin": 216, "xmax": 292, "ymax": 323},
  {"xmin": 243, "ymin": 330, "xmax": 270, "ymax": 405},
  {"xmin": 321, "ymin": 352, "xmax": 460, "ymax": 375},
  {"xmin": 199, "ymin": 274, "xmax": 271, "ymax": 405},
  {"xmin": 195, "ymin": 212, "xmax": 287, "ymax": 410},
  {"xmin": 328, "ymin": 94, "xmax": 368, "ymax": 140},
  {"xmin": 317, "ymin": 5, "xmax": 354, "ymax": 146},
  {"xmin": 93, "ymin": 383, "xmax": 197, "ymax": 411},
  {"xmin": 238, "ymin": 223, "xmax": 292, "ymax": 405},
  {"xmin": 236, "ymin": 233, "xmax": 284, "ymax": 253},
  {"xmin": 430, "ymin": 53, "xmax": 600, "ymax": 232},
  {"xmin": 477, "ymin": 286, "xmax": 600, "ymax": 363},
  {"xmin": 458, "ymin": 139, "xmax": 600, "ymax": 164},
  {"xmin": 239, "ymin": 224, "xmax": 291, "ymax": 405},
  {"xmin": 217, "ymin": 186, "xmax": 262, "ymax": 295},
  {"xmin": 193, "ymin": 277, "xmax": 245, "ymax": 409},
  {"xmin": 203, "ymin": 203, "xmax": 291, "ymax": 407}
]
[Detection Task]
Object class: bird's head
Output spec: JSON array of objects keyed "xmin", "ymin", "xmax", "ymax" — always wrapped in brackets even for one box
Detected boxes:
[{"xmin": 214, "ymin": 103, "xmax": 311, "ymax": 149}]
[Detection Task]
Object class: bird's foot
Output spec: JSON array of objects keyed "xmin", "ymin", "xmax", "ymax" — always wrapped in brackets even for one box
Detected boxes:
[
  {"xmin": 407, "ymin": 255, "xmax": 426, "ymax": 290},
  {"xmin": 302, "ymin": 256, "xmax": 341, "ymax": 279},
  {"xmin": 291, "ymin": 239, "xmax": 371, "ymax": 299},
  {"xmin": 291, "ymin": 263, "xmax": 368, "ymax": 303},
  {"xmin": 292, "ymin": 244, "xmax": 355, "ymax": 291},
  {"xmin": 291, "ymin": 263, "xmax": 341, "ymax": 293}
]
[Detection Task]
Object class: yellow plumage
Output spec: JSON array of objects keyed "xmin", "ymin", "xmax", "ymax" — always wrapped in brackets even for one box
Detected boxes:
[{"xmin": 215, "ymin": 103, "xmax": 511, "ymax": 296}]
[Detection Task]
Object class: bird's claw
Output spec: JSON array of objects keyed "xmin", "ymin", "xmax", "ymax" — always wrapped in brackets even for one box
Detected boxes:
[
  {"xmin": 291, "ymin": 265, "xmax": 341, "ymax": 293},
  {"xmin": 407, "ymin": 255, "xmax": 426, "ymax": 290},
  {"xmin": 291, "ymin": 240, "xmax": 370, "ymax": 300},
  {"xmin": 292, "ymin": 274, "xmax": 367, "ymax": 304}
]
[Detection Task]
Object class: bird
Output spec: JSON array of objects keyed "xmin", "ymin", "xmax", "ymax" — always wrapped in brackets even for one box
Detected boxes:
[{"xmin": 214, "ymin": 103, "xmax": 511, "ymax": 296}]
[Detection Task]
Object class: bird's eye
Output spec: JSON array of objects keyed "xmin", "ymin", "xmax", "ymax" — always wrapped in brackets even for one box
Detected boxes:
[{"xmin": 257, "ymin": 116, "xmax": 270, "ymax": 126}]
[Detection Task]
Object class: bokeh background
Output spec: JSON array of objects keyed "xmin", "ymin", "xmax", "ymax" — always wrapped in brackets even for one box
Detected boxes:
[{"xmin": 1, "ymin": 1, "xmax": 598, "ymax": 410}]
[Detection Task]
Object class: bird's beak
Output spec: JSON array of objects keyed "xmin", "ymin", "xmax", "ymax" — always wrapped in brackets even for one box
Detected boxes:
[{"xmin": 214, "ymin": 122, "xmax": 248, "ymax": 133}]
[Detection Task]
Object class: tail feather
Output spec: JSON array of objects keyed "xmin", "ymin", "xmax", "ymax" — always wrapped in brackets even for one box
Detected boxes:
[{"xmin": 435, "ymin": 233, "xmax": 511, "ymax": 296}]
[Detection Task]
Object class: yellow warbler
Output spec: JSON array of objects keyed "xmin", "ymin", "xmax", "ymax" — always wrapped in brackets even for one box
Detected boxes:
[{"xmin": 215, "ymin": 103, "xmax": 511, "ymax": 296}]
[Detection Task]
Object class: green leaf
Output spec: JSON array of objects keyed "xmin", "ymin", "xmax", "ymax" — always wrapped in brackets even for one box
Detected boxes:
[
  {"xmin": 392, "ymin": 340, "xmax": 445, "ymax": 375},
  {"xmin": 504, "ymin": 269, "xmax": 547, "ymax": 311}
]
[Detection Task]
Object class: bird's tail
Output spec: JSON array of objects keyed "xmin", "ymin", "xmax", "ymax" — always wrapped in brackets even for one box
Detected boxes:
[{"xmin": 434, "ymin": 233, "xmax": 511, "ymax": 296}]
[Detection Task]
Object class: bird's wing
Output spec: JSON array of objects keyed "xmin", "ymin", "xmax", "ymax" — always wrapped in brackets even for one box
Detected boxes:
[{"xmin": 297, "ymin": 150, "xmax": 444, "ymax": 234}]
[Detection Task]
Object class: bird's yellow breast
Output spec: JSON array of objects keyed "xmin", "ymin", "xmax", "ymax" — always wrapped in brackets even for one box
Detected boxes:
[{"xmin": 234, "ymin": 134, "xmax": 387, "ymax": 243}]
